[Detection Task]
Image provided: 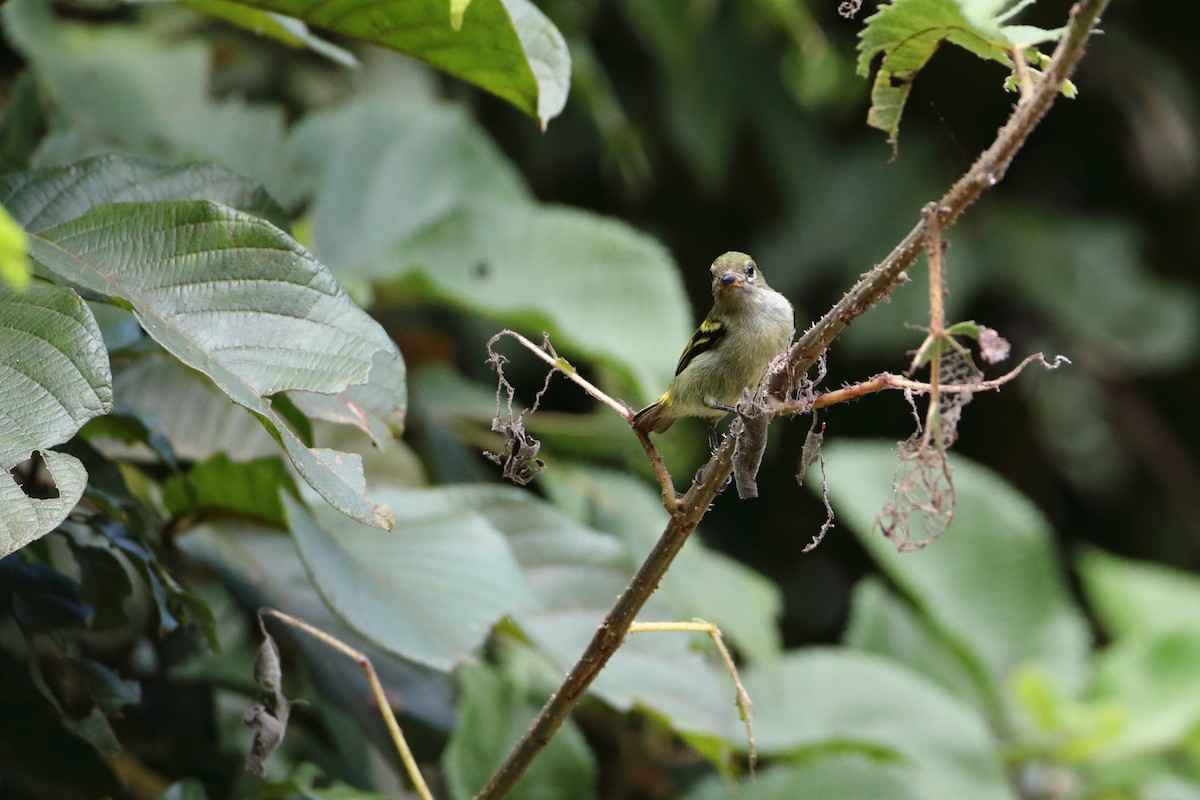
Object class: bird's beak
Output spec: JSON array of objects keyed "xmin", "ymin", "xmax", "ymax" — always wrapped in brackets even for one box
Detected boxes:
[{"xmin": 716, "ymin": 271, "xmax": 744, "ymax": 291}]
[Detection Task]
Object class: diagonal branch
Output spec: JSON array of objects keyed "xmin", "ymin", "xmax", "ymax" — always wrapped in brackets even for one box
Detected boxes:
[{"xmin": 474, "ymin": 1, "xmax": 1112, "ymax": 796}]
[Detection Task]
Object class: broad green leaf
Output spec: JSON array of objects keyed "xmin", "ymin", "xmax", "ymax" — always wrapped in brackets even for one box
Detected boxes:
[
  {"xmin": 1, "ymin": 449, "xmax": 88, "ymax": 557},
  {"xmin": 177, "ymin": 0, "xmax": 358, "ymax": 67},
  {"xmin": 214, "ymin": 0, "xmax": 569, "ymax": 126},
  {"xmin": 0, "ymin": 281, "xmax": 110, "ymax": 465},
  {"xmin": 292, "ymin": 99, "xmax": 690, "ymax": 400},
  {"xmin": 460, "ymin": 484, "xmax": 751, "ymax": 743},
  {"xmin": 286, "ymin": 491, "xmax": 538, "ymax": 671},
  {"xmin": 288, "ymin": 99, "xmax": 529, "ymax": 272},
  {"xmin": 0, "ymin": 282, "xmax": 109, "ymax": 555},
  {"xmin": 394, "ymin": 203, "xmax": 690, "ymax": 401},
  {"xmin": 856, "ymin": 0, "xmax": 1063, "ymax": 145},
  {"xmin": 543, "ymin": 464, "xmax": 783, "ymax": 664},
  {"xmin": 29, "ymin": 201, "xmax": 398, "ymax": 528},
  {"xmin": 443, "ymin": 661, "xmax": 596, "ymax": 800},
  {"xmin": 742, "ymin": 650, "xmax": 1014, "ymax": 800},
  {"xmin": 288, "ymin": 349, "xmax": 407, "ymax": 446},
  {"xmin": 112, "ymin": 354, "xmax": 278, "ymax": 463},
  {"xmin": 844, "ymin": 577, "xmax": 984, "ymax": 712},
  {"xmin": 0, "ymin": 204, "xmax": 31, "ymax": 289},
  {"xmin": 820, "ymin": 442, "xmax": 1090, "ymax": 713},
  {"xmin": 179, "ymin": 523, "xmax": 456, "ymax": 730},
  {"xmin": 1093, "ymin": 632, "xmax": 1200, "ymax": 758},
  {"xmin": 1079, "ymin": 548, "xmax": 1200, "ymax": 643},
  {"xmin": 3, "ymin": 0, "xmax": 291, "ymax": 197},
  {"xmin": 0, "ymin": 154, "xmax": 288, "ymax": 232},
  {"xmin": 684, "ymin": 754, "xmax": 921, "ymax": 800},
  {"xmin": 162, "ymin": 454, "xmax": 294, "ymax": 526}
]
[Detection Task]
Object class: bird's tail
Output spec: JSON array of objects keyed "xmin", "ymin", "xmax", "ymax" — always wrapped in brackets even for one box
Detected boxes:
[{"xmin": 632, "ymin": 393, "xmax": 675, "ymax": 434}]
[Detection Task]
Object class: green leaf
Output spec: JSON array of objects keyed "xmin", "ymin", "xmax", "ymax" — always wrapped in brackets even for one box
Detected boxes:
[
  {"xmin": 2, "ymin": 0, "xmax": 292, "ymax": 197},
  {"xmin": 683, "ymin": 754, "xmax": 921, "ymax": 800},
  {"xmin": 1078, "ymin": 548, "xmax": 1200, "ymax": 643},
  {"xmin": 394, "ymin": 203, "xmax": 690, "ymax": 400},
  {"xmin": 443, "ymin": 661, "xmax": 596, "ymax": 800},
  {"xmin": 286, "ymin": 491, "xmax": 537, "ymax": 671},
  {"xmin": 177, "ymin": 0, "xmax": 358, "ymax": 67},
  {"xmin": 0, "ymin": 282, "xmax": 110, "ymax": 466},
  {"xmin": 465, "ymin": 484, "xmax": 755, "ymax": 744},
  {"xmin": 856, "ymin": 0, "xmax": 1063, "ymax": 145},
  {"xmin": 163, "ymin": 454, "xmax": 294, "ymax": 526},
  {"xmin": 1, "ymin": 282, "xmax": 109, "ymax": 556},
  {"xmin": 178, "ymin": 523, "xmax": 456, "ymax": 731},
  {"xmin": 0, "ymin": 204, "xmax": 31, "ymax": 289},
  {"xmin": 1094, "ymin": 632, "xmax": 1200, "ymax": 758},
  {"xmin": 0, "ymin": 154, "xmax": 289, "ymax": 232},
  {"xmin": 29, "ymin": 201, "xmax": 399, "ymax": 528},
  {"xmin": 289, "ymin": 99, "xmax": 529, "ymax": 272},
  {"xmin": 844, "ymin": 577, "xmax": 984, "ymax": 712},
  {"xmin": 111, "ymin": 354, "xmax": 278, "ymax": 463},
  {"xmin": 742, "ymin": 650, "xmax": 1014, "ymax": 800},
  {"xmin": 543, "ymin": 464, "xmax": 783, "ymax": 664},
  {"xmin": 287, "ymin": 348, "xmax": 407, "ymax": 446},
  {"xmin": 216, "ymin": 0, "xmax": 569, "ymax": 126},
  {"xmin": 819, "ymin": 442, "xmax": 1091, "ymax": 715}
]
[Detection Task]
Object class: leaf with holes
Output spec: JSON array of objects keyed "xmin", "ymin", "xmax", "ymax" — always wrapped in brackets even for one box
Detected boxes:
[{"xmin": 0, "ymin": 282, "xmax": 110, "ymax": 556}]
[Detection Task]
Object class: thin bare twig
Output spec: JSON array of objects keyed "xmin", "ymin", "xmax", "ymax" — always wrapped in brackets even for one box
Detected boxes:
[
  {"xmin": 260, "ymin": 609, "xmax": 434, "ymax": 800},
  {"xmin": 488, "ymin": 329, "xmax": 631, "ymax": 418},
  {"xmin": 475, "ymin": 2, "xmax": 1111, "ymax": 796},
  {"xmin": 628, "ymin": 619, "xmax": 756, "ymax": 773},
  {"xmin": 488, "ymin": 329, "xmax": 679, "ymax": 512}
]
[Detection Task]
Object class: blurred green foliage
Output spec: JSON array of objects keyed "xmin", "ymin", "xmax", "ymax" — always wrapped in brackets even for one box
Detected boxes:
[{"xmin": 2, "ymin": 0, "xmax": 1200, "ymax": 797}]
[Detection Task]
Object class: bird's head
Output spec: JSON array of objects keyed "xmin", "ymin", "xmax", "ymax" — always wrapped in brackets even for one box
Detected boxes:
[{"xmin": 710, "ymin": 251, "xmax": 765, "ymax": 302}]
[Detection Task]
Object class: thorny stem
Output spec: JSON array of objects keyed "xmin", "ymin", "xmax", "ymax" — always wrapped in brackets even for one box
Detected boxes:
[
  {"xmin": 475, "ymin": 2, "xmax": 1111, "ymax": 797},
  {"xmin": 920, "ymin": 204, "xmax": 945, "ymax": 448},
  {"xmin": 778, "ymin": 353, "xmax": 1072, "ymax": 413},
  {"xmin": 260, "ymin": 609, "xmax": 434, "ymax": 800}
]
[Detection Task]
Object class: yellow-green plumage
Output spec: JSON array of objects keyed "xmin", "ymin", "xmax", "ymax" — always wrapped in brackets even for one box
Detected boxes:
[{"xmin": 633, "ymin": 251, "xmax": 794, "ymax": 435}]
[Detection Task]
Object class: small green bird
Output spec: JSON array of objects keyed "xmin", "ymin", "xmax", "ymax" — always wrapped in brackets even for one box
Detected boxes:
[{"xmin": 633, "ymin": 251, "xmax": 795, "ymax": 443}]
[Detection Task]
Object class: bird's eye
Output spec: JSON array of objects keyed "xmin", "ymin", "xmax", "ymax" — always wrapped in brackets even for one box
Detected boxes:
[{"xmin": 744, "ymin": 261, "xmax": 755, "ymax": 277}]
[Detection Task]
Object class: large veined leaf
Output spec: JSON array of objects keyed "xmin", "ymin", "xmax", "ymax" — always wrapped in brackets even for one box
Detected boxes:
[
  {"xmin": 27, "ymin": 201, "xmax": 399, "ymax": 528},
  {"xmin": 0, "ymin": 156, "xmax": 407, "ymax": 446},
  {"xmin": 216, "ymin": 0, "xmax": 569, "ymax": 127},
  {"xmin": 0, "ymin": 154, "xmax": 288, "ymax": 232},
  {"xmin": 286, "ymin": 491, "xmax": 538, "ymax": 671},
  {"xmin": 1, "ymin": 282, "xmax": 111, "ymax": 556},
  {"xmin": 741, "ymin": 650, "xmax": 1014, "ymax": 800},
  {"xmin": 857, "ymin": 0, "xmax": 1065, "ymax": 145},
  {"xmin": 819, "ymin": 442, "xmax": 1091, "ymax": 715}
]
